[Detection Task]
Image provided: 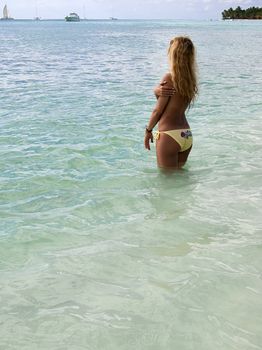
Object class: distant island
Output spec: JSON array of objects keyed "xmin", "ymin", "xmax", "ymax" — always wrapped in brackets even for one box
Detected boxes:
[{"xmin": 222, "ymin": 6, "xmax": 262, "ymax": 20}]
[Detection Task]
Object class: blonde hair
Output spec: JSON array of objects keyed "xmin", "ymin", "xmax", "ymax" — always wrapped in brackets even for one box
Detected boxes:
[{"xmin": 168, "ymin": 36, "xmax": 198, "ymax": 104}]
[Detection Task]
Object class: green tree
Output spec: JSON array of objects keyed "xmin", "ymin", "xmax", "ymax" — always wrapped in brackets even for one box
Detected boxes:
[{"xmin": 222, "ymin": 6, "xmax": 262, "ymax": 19}]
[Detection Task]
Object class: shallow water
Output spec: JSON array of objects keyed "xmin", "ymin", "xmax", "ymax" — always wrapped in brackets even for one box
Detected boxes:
[{"xmin": 0, "ymin": 20, "xmax": 262, "ymax": 349}]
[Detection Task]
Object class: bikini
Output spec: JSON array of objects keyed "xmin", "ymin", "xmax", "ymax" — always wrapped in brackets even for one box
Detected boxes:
[{"xmin": 154, "ymin": 129, "xmax": 193, "ymax": 152}]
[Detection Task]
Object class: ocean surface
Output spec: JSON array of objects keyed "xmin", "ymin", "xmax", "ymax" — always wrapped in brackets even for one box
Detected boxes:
[{"xmin": 0, "ymin": 19, "xmax": 262, "ymax": 349}]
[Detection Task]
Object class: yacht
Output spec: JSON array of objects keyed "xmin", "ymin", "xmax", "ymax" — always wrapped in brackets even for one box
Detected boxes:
[{"xmin": 65, "ymin": 13, "xmax": 80, "ymax": 22}]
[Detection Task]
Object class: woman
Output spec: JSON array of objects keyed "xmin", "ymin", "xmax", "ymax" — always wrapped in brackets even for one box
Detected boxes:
[{"xmin": 144, "ymin": 36, "xmax": 198, "ymax": 169}]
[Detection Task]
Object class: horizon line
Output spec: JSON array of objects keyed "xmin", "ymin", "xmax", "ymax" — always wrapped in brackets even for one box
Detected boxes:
[{"xmin": 1, "ymin": 17, "xmax": 222, "ymax": 21}]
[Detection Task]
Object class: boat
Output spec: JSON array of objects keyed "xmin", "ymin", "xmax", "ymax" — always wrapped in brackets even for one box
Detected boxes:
[
  {"xmin": 109, "ymin": 17, "xmax": 118, "ymax": 20},
  {"xmin": 34, "ymin": 1, "xmax": 41, "ymax": 21},
  {"xmin": 1, "ymin": 4, "xmax": 14, "ymax": 20},
  {"xmin": 65, "ymin": 13, "xmax": 80, "ymax": 22}
]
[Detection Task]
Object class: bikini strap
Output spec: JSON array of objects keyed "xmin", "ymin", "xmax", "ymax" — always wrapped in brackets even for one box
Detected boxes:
[{"xmin": 154, "ymin": 131, "xmax": 160, "ymax": 140}]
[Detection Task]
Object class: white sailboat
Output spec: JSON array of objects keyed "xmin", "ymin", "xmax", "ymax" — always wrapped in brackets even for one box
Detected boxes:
[
  {"xmin": 34, "ymin": 0, "xmax": 41, "ymax": 20},
  {"xmin": 1, "ymin": 4, "xmax": 14, "ymax": 20}
]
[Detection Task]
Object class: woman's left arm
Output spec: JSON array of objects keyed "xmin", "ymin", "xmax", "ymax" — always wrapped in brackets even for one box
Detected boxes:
[{"xmin": 144, "ymin": 96, "xmax": 169, "ymax": 150}]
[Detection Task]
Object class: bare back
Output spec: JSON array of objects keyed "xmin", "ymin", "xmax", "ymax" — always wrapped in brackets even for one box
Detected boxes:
[{"xmin": 158, "ymin": 73, "xmax": 190, "ymax": 131}]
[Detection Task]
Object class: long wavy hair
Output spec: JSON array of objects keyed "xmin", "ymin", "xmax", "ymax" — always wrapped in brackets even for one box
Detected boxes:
[{"xmin": 168, "ymin": 36, "xmax": 198, "ymax": 104}]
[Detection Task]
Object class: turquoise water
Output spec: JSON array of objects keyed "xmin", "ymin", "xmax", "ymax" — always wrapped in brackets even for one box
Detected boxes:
[{"xmin": 0, "ymin": 20, "xmax": 262, "ymax": 349}]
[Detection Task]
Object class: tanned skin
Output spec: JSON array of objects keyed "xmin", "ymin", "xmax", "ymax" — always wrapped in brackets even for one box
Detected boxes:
[{"xmin": 144, "ymin": 73, "xmax": 192, "ymax": 169}]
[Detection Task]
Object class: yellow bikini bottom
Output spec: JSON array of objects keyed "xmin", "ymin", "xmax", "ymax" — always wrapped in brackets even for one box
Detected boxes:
[{"xmin": 154, "ymin": 129, "xmax": 193, "ymax": 152}]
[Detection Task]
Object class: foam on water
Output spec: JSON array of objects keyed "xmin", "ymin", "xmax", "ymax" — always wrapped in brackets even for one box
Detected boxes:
[{"xmin": 0, "ymin": 20, "xmax": 262, "ymax": 349}]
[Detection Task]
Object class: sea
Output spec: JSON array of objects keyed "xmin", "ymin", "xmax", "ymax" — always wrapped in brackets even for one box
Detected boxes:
[{"xmin": 0, "ymin": 19, "xmax": 261, "ymax": 350}]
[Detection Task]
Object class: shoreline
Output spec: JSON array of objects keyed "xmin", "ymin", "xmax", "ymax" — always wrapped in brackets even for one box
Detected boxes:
[{"xmin": 223, "ymin": 18, "xmax": 262, "ymax": 20}]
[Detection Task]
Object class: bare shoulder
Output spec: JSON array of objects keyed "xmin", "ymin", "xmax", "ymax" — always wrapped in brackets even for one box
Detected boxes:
[{"xmin": 160, "ymin": 72, "xmax": 173, "ymax": 86}]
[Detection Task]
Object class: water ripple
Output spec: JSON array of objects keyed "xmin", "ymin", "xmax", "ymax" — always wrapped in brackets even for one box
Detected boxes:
[{"xmin": 0, "ymin": 19, "xmax": 262, "ymax": 350}]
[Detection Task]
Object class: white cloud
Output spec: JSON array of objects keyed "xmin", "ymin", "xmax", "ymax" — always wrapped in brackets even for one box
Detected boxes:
[{"xmin": 218, "ymin": 0, "xmax": 252, "ymax": 4}]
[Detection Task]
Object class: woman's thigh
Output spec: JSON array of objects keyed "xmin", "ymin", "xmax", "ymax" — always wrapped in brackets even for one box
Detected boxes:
[
  {"xmin": 178, "ymin": 146, "xmax": 192, "ymax": 167},
  {"xmin": 156, "ymin": 133, "xmax": 181, "ymax": 168}
]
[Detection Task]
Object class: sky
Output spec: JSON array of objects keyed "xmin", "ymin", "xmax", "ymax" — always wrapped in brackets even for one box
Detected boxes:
[{"xmin": 3, "ymin": 0, "xmax": 262, "ymax": 20}]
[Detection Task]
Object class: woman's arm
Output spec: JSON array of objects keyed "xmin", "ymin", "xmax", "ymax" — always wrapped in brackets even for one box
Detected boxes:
[
  {"xmin": 144, "ymin": 95, "xmax": 169, "ymax": 150},
  {"xmin": 147, "ymin": 95, "xmax": 170, "ymax": 131},
  {"xmin": 154, "ymin": 80, "xmax": 176, "ymax": 99}
]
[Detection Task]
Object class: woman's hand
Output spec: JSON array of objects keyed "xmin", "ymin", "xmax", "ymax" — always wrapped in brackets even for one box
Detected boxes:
[
  {"xmin": 154, "ymin": 81, "xmax": 176, "ymax": 98},
  {"xmin": 144, "ymin": 130, "xmax": 153, "ymax": 150}
]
